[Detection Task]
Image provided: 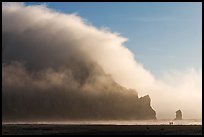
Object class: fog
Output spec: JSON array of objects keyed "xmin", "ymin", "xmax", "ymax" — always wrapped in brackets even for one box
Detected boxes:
[{"xmin": 2, "ymin": 3, "xmax": 202, "ymax": 120}]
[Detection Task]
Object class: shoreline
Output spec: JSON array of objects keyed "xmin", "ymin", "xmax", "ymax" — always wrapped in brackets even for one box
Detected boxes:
[
  {"xmin": 2, "ymin": 119, "xmax": 202, "ymax": 125},
  {"xmin": 2, "ymin": 124, "xmax": 202, "ymax": 135}
]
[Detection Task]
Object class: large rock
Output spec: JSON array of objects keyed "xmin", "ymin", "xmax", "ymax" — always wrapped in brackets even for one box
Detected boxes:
[{"xmin": 174, "ymin": 110, "xmax": 182, "ymax": 120}]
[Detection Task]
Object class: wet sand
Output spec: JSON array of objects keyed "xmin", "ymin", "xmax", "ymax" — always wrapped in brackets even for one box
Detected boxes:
[{"xmin": 2, "ymin": 124, "xmax": 202, "ymax": 135}]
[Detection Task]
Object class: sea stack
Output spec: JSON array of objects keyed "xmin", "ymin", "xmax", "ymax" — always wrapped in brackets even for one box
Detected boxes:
[{"xmin": 174, "ymin": 110, "xmax": 182, "ymax": 120}]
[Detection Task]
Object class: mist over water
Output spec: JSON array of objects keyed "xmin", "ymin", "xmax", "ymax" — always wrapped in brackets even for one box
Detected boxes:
[
  {"xmin": 3, "ymin": 119, "xmax": 202, "ymax": 125},
  {"xmin": 2, "ymin": 3, "xmax": 202, "ymax": 121}
]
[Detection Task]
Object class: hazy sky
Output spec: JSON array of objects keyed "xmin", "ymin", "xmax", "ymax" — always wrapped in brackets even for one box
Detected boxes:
[{"xmin": 26, "ymin": 2, "xmax": 202, "ymax": 77}]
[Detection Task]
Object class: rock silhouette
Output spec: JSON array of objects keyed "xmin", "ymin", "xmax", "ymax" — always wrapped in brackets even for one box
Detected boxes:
[
  {"xmin": 174, "ymin": 110, "xmax": 182, "ymax": 120},
  {"xmin": 2, "ymin": 61, "xmax": 157, "ymax": 121}
]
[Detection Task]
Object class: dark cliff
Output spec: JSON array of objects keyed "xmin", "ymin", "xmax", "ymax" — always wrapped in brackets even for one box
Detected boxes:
[
  {"xmin": 3, "ymin": 61, "xmax": 157, "ymax": 121},
  {"xmin": 3, "ymin": 48, "xmax": 156, "ymax": 121}
]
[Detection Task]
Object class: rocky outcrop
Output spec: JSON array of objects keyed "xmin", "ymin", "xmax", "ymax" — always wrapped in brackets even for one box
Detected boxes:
[
  {"xmin": 137, "ymin": 95, "xmax": 156, "ymax": 119},
  {"xmin": 3, "ymin": 58, "xmax": 157, "ymax": 121},
  {"xmin": 174, "ymin": 110, "xmax": 182, "ymax": 120}
]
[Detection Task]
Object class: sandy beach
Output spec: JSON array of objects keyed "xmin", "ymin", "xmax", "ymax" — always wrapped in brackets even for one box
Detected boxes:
[{"xmin": 2, "ymin": 124, "xmax": 202, "ymax": 135}]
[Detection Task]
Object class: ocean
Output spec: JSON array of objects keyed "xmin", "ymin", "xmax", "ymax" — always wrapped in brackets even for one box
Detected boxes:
[{"xmin": 3, "ymin": 119, "xmax": 202, "ymax": 125}]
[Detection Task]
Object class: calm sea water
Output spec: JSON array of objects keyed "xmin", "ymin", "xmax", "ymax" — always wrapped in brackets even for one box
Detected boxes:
[{"xmin": 3, "ymin": 119, "xmax": 202, "ymax": 125}]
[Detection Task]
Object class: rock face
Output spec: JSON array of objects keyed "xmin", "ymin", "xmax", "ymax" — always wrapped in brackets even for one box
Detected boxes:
[
  {"xmin": 174, "ymin": 110, "xmax": 182, "ymax": 120},
  {"xmin": 2, "ymin": 40, "xmax": 157, "ymax": 122},
  {"xmin": 137, "ymin": 95, "xmax": 156, "ymax": 120},
  {"xmin": 3, "ymin": 71, "xmax": 157, "ymax": 121},
  {"xmin": 3, "ymin": 60, "xmax": 157, "ymax": 122},
  {"xmin": 3, "ymin": 85, "xmax": 157, "ymax": 121}
]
